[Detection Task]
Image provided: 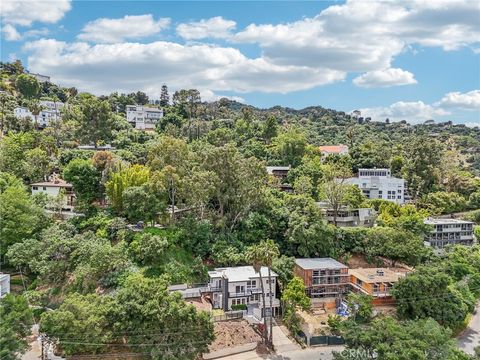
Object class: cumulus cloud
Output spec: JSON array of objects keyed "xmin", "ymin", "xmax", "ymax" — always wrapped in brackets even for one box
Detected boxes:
[
  {"xmin": 353, "ymin": 68, "xmax": 417, "ymax": 88},
  {"xmin": 2, "ymin": 24, "xmax": 21, "ymax": 41},
  {"xmin": 177, "ymin": 16, "xmax": 236, "ymax": 40},
  {"xmin": 1, "ymin": 0, "xmax": 71, "ymax": 26},
  {"xmin": 359, "ymin": 101, "xmax": 450, "ymax": 123},
  {"xmin": 78, "ymin": 15, "xmax": 170, "ymax": 43},
  {"xmin": 233, "ymin": 0, "xmax": 480, "ymax": 76},
  {"xmin": 435, "ymin": 90, "xmax": 480, "ymax": 110},
  {"xmin": 1, "ymin": 0, "xmax": 70, "ymax": 41},
  {"xmin": 24, "ymin": 39, "xmax": 345, "ymax": 96}
]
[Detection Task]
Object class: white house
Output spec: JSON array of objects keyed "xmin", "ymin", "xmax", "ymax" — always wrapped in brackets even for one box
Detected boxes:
[
  {"xmin": 206, "ymin": 266, "xmax": 280, "ymax": 317},
  {"xmin": 0, "ymin": 274, "xmax": 10, "ymax": 298},
  {"xmin": 318, "ymin": 145, "xmax": 349, "ymax": 160},
  {"xmin": 26, "ymin": 70, "xmax": 51, "ymax": 83},
  {"xmin": 424, "ymin": 218, "xmax": 475, "ymax": 249},
  {"xmin": 345, "ymin": 168, "xmax": 405, "ymax": 204},
  {"xmin": 14, "ymin": 100, "xmax": 64, "ymax": 127},
  {"xmin": 126, "ymin": 105, "xmax": 163, "ymax": 130},
  {"xmin": 30, "ymin": 175, "xmax": 76, "ymax": 215}
]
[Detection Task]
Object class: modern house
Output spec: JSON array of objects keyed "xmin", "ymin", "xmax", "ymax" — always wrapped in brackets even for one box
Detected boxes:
[
  {"xmin": 294, "ymin": 258, "xmax": 350, "ymax": 309},
  {"xmin": 316, "ymin": 202, "xmax": 376, "ymax": 227},
  {"xmin": 345, "ymin": 168, "xmax": 405, "ymax": 204},
  {"xmin": 349, "ymin": 268, "xmax": 408, "ymax": 305},
  {"xmin": 14, "ymin": 100, "xmax": 64, "ymax": 127},
  {"xmin": 0, "ymin": 274, "xmax": 10, "ymax": 298},
  {"xmin": 26, "ymin": 70, "xmax": 51, "ymax": 83},
  {"xmin": 206, "ymin": 266, "xmax": 280, "ymax": 317},
  {"xmin": 30, "ymin": 175, "xmax": 76, "ymax": 215},
  {"xmin": 424, "ymin": 218, "xmax": 475, "ymax": 249},
  {"xmin": 319, "ymin": 145, "xmax": 349, "ymax": 160},
  {"xmin": 266, "ymin": 166, "xmax": 293, "ymax": 193},
  {"xmin": 126, "ymin": 105, "xmax": 164, "ymax": 130}
]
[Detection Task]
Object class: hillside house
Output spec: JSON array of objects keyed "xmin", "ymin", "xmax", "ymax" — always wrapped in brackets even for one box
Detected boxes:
[
  {"xmin": 424, "ymin": 218, "xmax": 475, "ymax": 249},
  {"xmin": 30, "ymin": 175, "xmax": 76, "ymax": 215},
  {"xmin": 294, "ymin": 258, "xmax": 349, "ymax": 309},
  {"xmin": 0, "ymin": 274, "xmax": 10, "ymax": 298},
  {"xmin": 14, "ymin": 100, "xmax": 64, "ymax": 127},
  {"xmin": 126, "ymin": 105, "xmax": 163, "ymax": 130},
  {"xmin": 349, "ymin": 268, "xmax": 408, "ymax": 305},
  {"xmin": 266, "ymin": 166, "xmax": 293, "ymax": 192},
  {"xmin": 345, "ymin": 168, "xmax": 405, "ymax": 204},
  {"xmin": 319, "ymin": 145, "xmax": 349, "ymax": 161}
]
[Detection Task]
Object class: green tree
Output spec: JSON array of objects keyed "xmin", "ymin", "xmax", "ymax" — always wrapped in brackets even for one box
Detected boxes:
[
  {"xmin": 160, "ymin": 84, "xmax": 169, "ymax": 106},
  {"xmin": 317, "ymin": 163, "xmax": 353, "ymax": 226},
  {"xmin": 271, "ymin": 127, "xmax": 307, "ymax": 167},
  {"xmin": 123, "ymin": 185, "xmax": 161, "ymax": 224},
  {"xmin": 75, "ymin": 95, "xmax": 114, "ymax": 147},
  {"xmin": 105, "ymin": 164, "xmax": 150, "ymax": 213},
  {"xmin": 63, "ymin": 158, "xmax": 102, "ymax": 204},
  {"xmin": 282, "ymin": 277, "xmax": 311, "ymax": 335},
  {"xmin": 345, "ymin": 292, "xmax": 373, "ymax": 324},
  {"xmin": 15, "ymin": 74, "xmax": 40, "ymax": 99},
  {"xmin": 0, "ymin": 294, "xmax": 34, "ymax": 360},
  {"xmin": 0, "ymin": 184, "xmax": 46, "ymax": 256}
]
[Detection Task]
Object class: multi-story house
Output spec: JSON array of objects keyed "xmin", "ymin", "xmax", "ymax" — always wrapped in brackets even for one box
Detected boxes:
[
  {"xmin": 349, "ymin": 268, "xmax": 408, "ymax": 305},
  {"xmin": 30, "ymin": 175, "xmax": 76, "ymax": 216},
  {"xmin": 266, "ymin": 166, "xmax": 293, "ymax": 193},
  {"xmin": 319, "ymin": 145, "xmax": 349, "ymax": 161},
  {"xmin": 345, "ymin": 168, "xmax": 405, "ymax": 204},
  {"xmin": 424, "ymin": 218, "xmax": 475, "ymax": 249},
  {"xmin": 325, "ymin": 208, "xmax": 376, "ymax": 227},
  {"xmin": 205, "ymin": 266, "xmax": 280, "ymax": 317},
  {"xmin": 294, "ymin": 258, "xmax": 350, "ymax": 309},
  {"xmin": 14, "ymin": 100, "xmax": 64, "ymax": 127},
  {"xmin": 126, "ymin": 105, "xmax": 164, "ymax": 130},
  {"xmin": 0, "ymin": 274, "xmax": 10, "ymax": 298},
  {"xmin": 25, "ymin": 70, "xmax": 51, "ymax": 83}
]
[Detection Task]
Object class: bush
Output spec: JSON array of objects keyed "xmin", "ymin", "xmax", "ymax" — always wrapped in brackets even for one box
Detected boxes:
[{"xmin": 231, "ymin": 304, "xmax": 247, "ymax": 311}]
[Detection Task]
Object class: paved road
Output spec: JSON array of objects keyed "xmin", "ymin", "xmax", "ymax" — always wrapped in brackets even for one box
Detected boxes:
[{"xmin": 458, "ymin": 302, "xmax": 480, "ymax": 355}]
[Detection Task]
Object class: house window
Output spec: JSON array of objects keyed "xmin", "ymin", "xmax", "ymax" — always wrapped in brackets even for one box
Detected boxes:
[
  {"xmin": 373, "ymin": 284, "xmax": 380, "ymax": 293},
  {"xmin": 247, "ymin": 280, "xmax": 256, "ymax": 288},
  {"xmin": 33, "ymin": 186, "xmax": 38, "ymax": 190},
  {"xmin": 43, "ymin": 187, "xmax": 47, "ymax": 190},
  {"xmin": 356, "ymin": 278, "xmax": 362, "ymax": 286},
  {"xmin": 235, "ymin": 285, "xmax": 244, "ymax": 294}
]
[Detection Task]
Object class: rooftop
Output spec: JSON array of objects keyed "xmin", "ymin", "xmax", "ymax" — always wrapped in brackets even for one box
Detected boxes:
[
  {"xmin": 31, "ymin": 179, "xmax": 72, "ymax": 188},
  {"xmin": 208, "ymin": 266, "xmax": 277, "ymax": 282},
  {"xmin": 424, "ymin": 218, "xmax": 473, "ymax": 225},
  {"xmin": 349, "ymin": 268, "xmax": 408, "ymax": 283},
  {"xmin": 319, "ymin": 145, "xmax": 349, "ymax": 154},
  {"xmin": 295, "ymin": 258, "xmax": 348, "ymax": 270},
  {"xmin": 266, "ymin": 166, "xmax": 291, "ymax": 174}
]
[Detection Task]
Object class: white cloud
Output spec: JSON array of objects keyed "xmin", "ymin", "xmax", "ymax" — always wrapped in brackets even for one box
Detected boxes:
[
  {"xmin": 435, "ymin": 90, "xmax": 480, "ymax": 110},
  {"xmin": 2, "ymin": 24, "xmax": 21, "ymax": 41},
  {"xmin": 201, "ymin": 90, "xmax": 245, "ymax": 103},
  {"xmin": 177, "ymin": 16, "xmax": 236, "ymax": 40},
  {"xmin": 359, "ymin": 101, "xmax": 450, "ymax": 123},
  {"xmin": 353, "ymin": 68, "xmax": 417, "ymax": 88},
  {"xmin": 78, "ymin": 15, "xmax": 170, "ymax": 43},
  {"xmin": 0, "ymin": 0, "xmax": 71, "ymax": 26},
  {"xmin": 1, "ymin": 0, "xmax": 70, "ymax": 41},
  {"xmin": 24, "ymin": 39, "xmax": 345, "ymax": 96},
  {"xmin": 233, "ymin": 0, "xmax": 480, "ymax": 75}
]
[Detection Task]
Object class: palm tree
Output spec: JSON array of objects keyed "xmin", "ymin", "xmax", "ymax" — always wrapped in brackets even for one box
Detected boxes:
[
  {"xmin": 28, "ymin": 101, "xmax": 44, "ymax": 128},
  {"xmin": 246, "ymin": 239, "xmax": 280, "ymax": 348}
]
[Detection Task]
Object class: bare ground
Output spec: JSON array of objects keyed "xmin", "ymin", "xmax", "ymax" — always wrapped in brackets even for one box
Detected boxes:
[{"xmin": 209, "ymin": 320, "xmax": 262, "ymax": 352}]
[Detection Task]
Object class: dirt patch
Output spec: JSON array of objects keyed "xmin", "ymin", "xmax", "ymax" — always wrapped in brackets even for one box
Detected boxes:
[
  {"xmin": 209, "ymin": 320, "xmax": 262, "ymax": 351},
  {"xmin": 346, "ymin": 253, "xmax": 386, "ymax": 269},
  {"xmin": 298, "ymin": 308, "xmax": 337, "ymax": 336}
]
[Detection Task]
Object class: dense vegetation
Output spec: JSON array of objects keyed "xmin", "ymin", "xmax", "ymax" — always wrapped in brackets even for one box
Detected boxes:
[{"xmin": 1, "ymin": 61, "xmax": 479, "ymax": 359}]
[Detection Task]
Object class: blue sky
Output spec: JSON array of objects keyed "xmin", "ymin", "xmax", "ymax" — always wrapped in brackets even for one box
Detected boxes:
[{"xmin": 1, "ymin": 0, "xmax": 479, "ymax": 125}]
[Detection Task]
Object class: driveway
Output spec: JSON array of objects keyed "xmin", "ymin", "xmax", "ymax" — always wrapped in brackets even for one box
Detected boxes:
[{"xmin": 458, "ymin": 302, "xmax": 480, "ymax": 355}]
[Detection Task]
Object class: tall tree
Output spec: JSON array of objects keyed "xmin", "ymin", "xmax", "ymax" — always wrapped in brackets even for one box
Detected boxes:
[
  {"xmin": 63, "ymin": 158, "xmax": 102, "ymax": 205},
  {"xmin": 15, "ymin": 74, "xmax": 40, "ymax": 99},
  {"xmin": 75, "ymin": 95, "xmax": 113, "ymax": 147},
  {"xmin": 160, "ymin": 84, "xmax": 169, "ymax": 107}
]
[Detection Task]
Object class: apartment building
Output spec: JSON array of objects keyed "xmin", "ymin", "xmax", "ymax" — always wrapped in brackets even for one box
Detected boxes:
[
  {"xmin": 345, "ymin": 168, "xmax": 405, "ymax": 204},
  {"xmin": 206, "ymin": 266, "xmax": 280, "ymax": 317},
  {"xmin": 424, "ymin": 218, "xmax": 475, "ymax": 249},
  {"xmin": 349, "ymin": 268, "xmax": 408, "ymax": 305},
  {"xmin": 14, "ymin": 100, "xmax": 64, "ymax": 127},
  {"xmin": 294, "ymin": 258, "xmax": 349, "ymax": 309},
  {"xmin": 126, "ymin": 105, "xmax": 163, "ymax": 130}
]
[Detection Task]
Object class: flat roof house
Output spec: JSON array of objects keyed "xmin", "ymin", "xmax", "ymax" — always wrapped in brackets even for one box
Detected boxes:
[
  {"xmin": 317, "ymin": 203, "xmax": 376, "ymax": 228},
  {"xmin": 266, "ymin": 166, "xmax": 293, "ymax": 193},
  {"xmin": 14, "ymin": 100, "xmax": 64, "ymax": 128},
  {"xmin": 295, "ymin": 258, "xmax": 349, "ymax": 309},
  {"xmin": 206, "ymin": 266, "xmax": 280, "ymax": 317},
  {"xmin": 126, "ymin": 105, "xmax": 163, "ymax": 130},
  {"xmin": 424, "ymin": 218, "xmax": 475, "ymax": 249},
  {"xmin": 345, "ymin": 168, "xmax": 405, "ymax": 204},
  {"xmin": 349, "ymin": 268, "xmax": 408, "ymax": 305}
]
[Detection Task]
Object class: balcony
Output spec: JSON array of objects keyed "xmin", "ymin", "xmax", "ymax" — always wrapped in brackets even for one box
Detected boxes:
[{"xmin": 229, "ymin": 288, "xmax": 262, "ymax": 297}]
